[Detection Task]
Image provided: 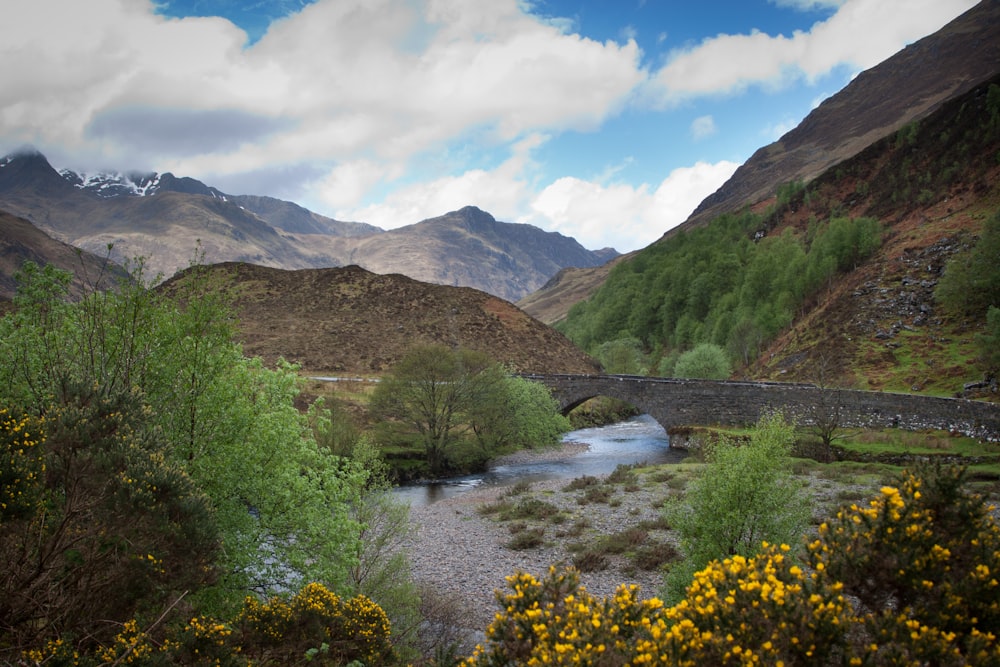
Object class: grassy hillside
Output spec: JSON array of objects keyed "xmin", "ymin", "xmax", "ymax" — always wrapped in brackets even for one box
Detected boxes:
[{"xmin": 558, "ymin": 76, "xmax": 1000, "ymax": 397}]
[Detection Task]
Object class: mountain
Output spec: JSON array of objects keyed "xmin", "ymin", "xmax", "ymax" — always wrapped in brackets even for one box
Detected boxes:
[
  {"xmin": 158, "ymin": 262, "xmax": 602, "ymax": 376},
  {"xmin": 683, "ymin": 0, "xmax": 1000, "ymax": 233},
  {"xmin": 306, "ymin": 205, "xmax": 611, "ymax": 302},
  {"xmin": 0, "ymin": 151, "xmax": 613, "ymax": 301},
  {"xmin": 0, "ymin": 208, "xmax": 129, "ymax": 303},
  {"xmin": 557, "ymin": 71, "xmax": 1000, "ymax": 395},
  {"xmin": 519, "ymin": 0, "xmax": 1000, "ymax": 324}
]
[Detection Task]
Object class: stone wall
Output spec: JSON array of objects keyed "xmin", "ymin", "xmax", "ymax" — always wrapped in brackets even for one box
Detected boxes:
[{"xmin": 524, "ymin": 374, "xmax": 1000, "ymax": 442}]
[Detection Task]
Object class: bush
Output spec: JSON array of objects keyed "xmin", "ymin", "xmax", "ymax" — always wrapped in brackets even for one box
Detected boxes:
[
  {"xmin": 464, "ymin": 465, "xmax": 1000, "ymax": 666},
  {"xmin": 809, "ymin": 463, "xmax": 1000, "ymax": 663},
  {"xmin": 662, "ymin": 412, "xmax": 810, "ymax": 601},
  {"xmin": 672, "ymin": 342, "xmax": 731, "ymax": 379},
  {"xmin": 23, "ymin": 583, "xmax": 394, "ymax": 666}
]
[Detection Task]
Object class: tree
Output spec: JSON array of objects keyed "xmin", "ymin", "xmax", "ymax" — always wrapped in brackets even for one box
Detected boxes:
[
  {"xmin": 672, "ymin": 342, "xmax": 731, "ymax": 379},
  {"xmin": 370, "ymin": 346, "xmax": 570, "ymax": 474},
  {"xmin": 0, "ymin": 260, "xmax": 370, "ymax": 616},
  {"xmin": 468, "ymin": 374, "xmax": 570, "ymax": 453},
  {"xmin": 0, "ymin": 386, "xmax": 218, "ymax": 657},
  {"xmin": 662, "ymin": 412, "xmax": 810, "ymax": 602},
  {"xmin": 595, "ymin": 337, "xmax": 649, "ymax": 375},
  {"xmin": 935, "ymin": 210, "xmax": 1000, "ymax": 317},
  {"xmin": 369, "ymin": 345, "xmax": 499, "ymax": 474},
  {"xmin": 976, "ymin": 306, "xmax": 1000, "ymax": 375}
]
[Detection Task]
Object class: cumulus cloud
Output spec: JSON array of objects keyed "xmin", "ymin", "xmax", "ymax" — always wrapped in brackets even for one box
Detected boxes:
[
  {"xmin": 528, "ymin": 160, "xmax": 740, "ymax": 251},
  {"xmin": 0, "ymin": 0, "xmax": 977, "ymax": 252},
  {"xmin": 1, "ymin": 0, "xmax": 642, "ymax": 175},
  {"xmin": 644, "ymin": 0, "xmax": 977, "ymax": 106},
  {"xmin": 690, "ymin": 115, "xmax": 718, "ymax": 140}
]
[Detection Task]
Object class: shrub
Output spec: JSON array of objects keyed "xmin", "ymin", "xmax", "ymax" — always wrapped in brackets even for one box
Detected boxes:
[
  {"xmin": 238, "ymin": 582, "xmax": 394, "ymax": 665},
  {"xmin": 673, "ymin": 342, "xmax": 731, "ymax": 379},
  {"xmin": 809, "ymin": 463, "xmax": 1000, "ymax": 663},
  {"xmin": 465, "ymin": 466, "xmax": 1000, "ymax": 666},
  {"xmin": 662, "ymin": 412, "xmax": 810, "ymax": 601}
]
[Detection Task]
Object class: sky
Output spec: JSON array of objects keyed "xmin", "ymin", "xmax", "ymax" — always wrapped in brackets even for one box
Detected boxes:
[{"xmin": 0, "ymin": 0, "xmax": 979, "ymax": 252}]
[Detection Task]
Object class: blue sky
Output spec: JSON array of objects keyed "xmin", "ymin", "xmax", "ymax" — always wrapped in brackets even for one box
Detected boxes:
[{"xmin": 0, "ymin": 0, "xmax": 978, "ymax": 252}]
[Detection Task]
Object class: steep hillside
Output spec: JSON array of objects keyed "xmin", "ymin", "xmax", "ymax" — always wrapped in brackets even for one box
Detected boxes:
[
  {"xmin": 0, "ymin": 209, "xmax": 129, "ymax": 300},
  {"xmin": 0, "ymin": 153, "xmax": 611, "ymax": 301},
  {"xmin": 557, "ymin": 74, "xmax": 1000, "ymax": 397},
  {"xmin": 684, "ymin": 0, "xmax": 1000, "ymax": 232},
  {"xmin": 158, "ymin": 262, "xmax": 601, "ymax": 376},
  {"xmin": 749, "ymin": 75, "xmax": 1000, "ymax": 393},
  {"xmin": 520, "ymin": 0, "xmax": 1000, "ymax": 324}
]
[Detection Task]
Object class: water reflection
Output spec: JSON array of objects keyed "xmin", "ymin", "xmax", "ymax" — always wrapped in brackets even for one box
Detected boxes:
[{"xmin": 393, "ymin": 414, "xmax": 687, "ymax": 507}]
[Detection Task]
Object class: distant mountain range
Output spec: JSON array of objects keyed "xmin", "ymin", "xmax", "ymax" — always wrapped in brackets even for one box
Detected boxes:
[{"xmin": 0, "ymin": 151, "xmax": 614, "ymax": 302}]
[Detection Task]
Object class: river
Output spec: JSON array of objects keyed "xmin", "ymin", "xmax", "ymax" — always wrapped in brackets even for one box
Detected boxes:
[{"xmin": 392, "ymin": 414, "xmax": 688, "ymax": 507}]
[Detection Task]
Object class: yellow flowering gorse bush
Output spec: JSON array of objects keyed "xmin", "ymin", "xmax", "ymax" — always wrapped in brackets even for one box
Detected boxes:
[
  {"xmin": 0, "ymin": 408, "xmax": 44, "ymax": 521},
  {"xmin": 466, "ymin": 465, "xmax": 1000, "ymax": 666}
]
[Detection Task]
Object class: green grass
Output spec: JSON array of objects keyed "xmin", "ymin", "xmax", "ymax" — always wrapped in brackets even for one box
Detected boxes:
[{"xmin": 838, "ymin": 428, "xmax": 999, "ymax": 457}]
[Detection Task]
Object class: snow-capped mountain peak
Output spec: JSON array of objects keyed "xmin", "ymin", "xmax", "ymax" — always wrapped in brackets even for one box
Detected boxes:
[{"xmin": 59, "ymin": 169, "xmax": 162, "ymax": 198}]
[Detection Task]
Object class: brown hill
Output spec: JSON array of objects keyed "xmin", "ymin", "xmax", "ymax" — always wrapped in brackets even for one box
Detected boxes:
[
  {"xmin": 684, "ymin": 0, "xmax": 1000, "ymax": 232},
  {"xmin": 158, "ymin": 262, "xmax": 601, "ymax": 376},
  {"xmin": 519, "ymin": 0, "xmax": 1000, "ymax": 324},
  {"xmin": 746, "ymin": 73, "xmax": 1000, "ymax": 393},
  {"xmin": 0, "ymin": 209, "xmax": 128, "ymax": 301}
]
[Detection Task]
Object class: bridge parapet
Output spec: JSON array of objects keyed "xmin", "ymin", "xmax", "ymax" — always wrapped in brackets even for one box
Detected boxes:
[{"xmin": 521, "ymin": 373, "xmax": 1000, "ymax": 441}]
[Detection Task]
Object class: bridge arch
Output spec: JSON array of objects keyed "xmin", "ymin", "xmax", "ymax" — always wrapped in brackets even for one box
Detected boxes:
[{"xmin": 522, "ymin": 373, "xmax": 1000, "ymax": 442}]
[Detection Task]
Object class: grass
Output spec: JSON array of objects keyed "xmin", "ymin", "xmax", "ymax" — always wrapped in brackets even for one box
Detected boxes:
[{"xmin": 840, "ymin": 428, "xmax": 998, "ymax": 457}]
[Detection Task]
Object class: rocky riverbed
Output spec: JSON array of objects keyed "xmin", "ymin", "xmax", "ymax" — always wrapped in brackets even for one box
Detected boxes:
[
  {"xmin": 399, "ymin": 440, "xmax": 895, "ymax": 652},
  {"xmin": 401, "ymin": 442, "xmax": 680, "ymax": 643}
]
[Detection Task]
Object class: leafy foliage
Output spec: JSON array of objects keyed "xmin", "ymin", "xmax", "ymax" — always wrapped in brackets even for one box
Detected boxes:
[
  {"xmin": 0, "ymin": 260, "xmax": 369, "ymax": 622},
  {"xmin": 810, "ymin": 463, "xmax": 1000, "ymax": 661},
  {"xmin": 23, "ymin": 582, "xmax": 394, "ymax": 666},
  {"xmin": 558, "ymin": 205, "xmax": 881, "ymax": 371},
  {"xmin": 936, "ymin": 210, "xmax": 1000, "ymax": 318},
  {"xmin": 370, "ymin": 344, "xmax": 569, "ymax": 474},
  {"xmin": 662, "ymin": 412, "xmax": 810, "ymax": 602},
  {"xmin": 0, "ymin": 387, "xmax": 218, "ymax": 656},
  {"xmin": 671, "ymin": 342, "xmax": 731, "ymax": 379},
  {"xmin": 464, "ymin": 465, "xmax": 1000, "ymax": 666},
  {"xmin": 977, "ymin": 306, "xmax": 1000, "ymax": 374}
]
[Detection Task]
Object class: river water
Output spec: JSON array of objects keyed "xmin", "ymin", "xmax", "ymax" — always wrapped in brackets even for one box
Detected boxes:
[{"xmin": 392, "ymin": 414, "xmax": 688, "ymax": 507}]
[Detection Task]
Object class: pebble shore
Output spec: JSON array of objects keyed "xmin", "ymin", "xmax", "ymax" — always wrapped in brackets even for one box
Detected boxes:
[{"xmin": 401, "ymin": 442, "xmax": 669, "ymax": 635}]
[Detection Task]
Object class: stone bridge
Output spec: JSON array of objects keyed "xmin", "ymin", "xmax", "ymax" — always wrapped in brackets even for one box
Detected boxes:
[{"xmin": 522, "ymin": 374, "xmax": 1000, "ymax": 442}]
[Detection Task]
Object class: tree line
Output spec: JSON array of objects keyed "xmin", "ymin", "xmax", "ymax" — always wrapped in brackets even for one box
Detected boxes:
[{"xmin": 560, "ymin": 207, "xmax": 882, "ymax": 375}]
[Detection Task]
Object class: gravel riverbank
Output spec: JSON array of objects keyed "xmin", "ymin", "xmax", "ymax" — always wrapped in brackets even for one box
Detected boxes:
[{"xmin": 401, "ymin": 442, "xmax": 672, "ymax": 636}]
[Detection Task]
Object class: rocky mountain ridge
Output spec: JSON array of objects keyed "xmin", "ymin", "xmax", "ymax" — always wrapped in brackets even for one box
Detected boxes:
[{"xmin": 0, "ymin": 150, "xmax": 613, "ymax": 302}]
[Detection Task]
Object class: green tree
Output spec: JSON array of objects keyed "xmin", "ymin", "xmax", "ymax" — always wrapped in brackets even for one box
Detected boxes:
[
  {"xmin": 469, "ymin": 374, "xmax": 571, "ymax": 452},
  {"xmin": 0, "ymin": 261, "xmax": 369, "ymax": 615},
  {"xmin": 369, "ymin": 345, "xmax": 500, "ymax": 474},
  {"xmin": 662, "ymin": 412, "xmax": 810, "ymax": 602},
  {"xmin": 371, "ymin": 346, "xmax": 569, "ymax": 474},
  {"xmin": 936, "ymin": 210, "xmax": 1000, "ymax": 317},
  {"xmin": 672, "ymin": 342, "xmax": 731, "ymax": 379},
  {"xmin": 976, "ymin": 306, "xmax": 1000, "ymax": 374},
  {"xmin": 595, "ymin": 337, "xmax": 649, "ymax": 374}
]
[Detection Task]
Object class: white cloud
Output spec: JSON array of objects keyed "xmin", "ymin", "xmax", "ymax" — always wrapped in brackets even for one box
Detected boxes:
[
  {"xmin": 769, "ymin": 0, "xmax": 845, "ymax": 10},
  {"xmin": 1, "ymin": 0, "xmax": 643, "ymax": 176},
  {"xmin": 644, "ymin": 0, "xmax": 977, "ymax": 106},
  {"xmin": 690, "ymin": 115, "xmax": 718, "ymax": 140},
  {"xmin": 334, "ymin": 134, "xmax": 545, "ymax": 229},
  {"xmin": 528, "ymin": 160, "xmax": 740, "ymax": 251}
]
